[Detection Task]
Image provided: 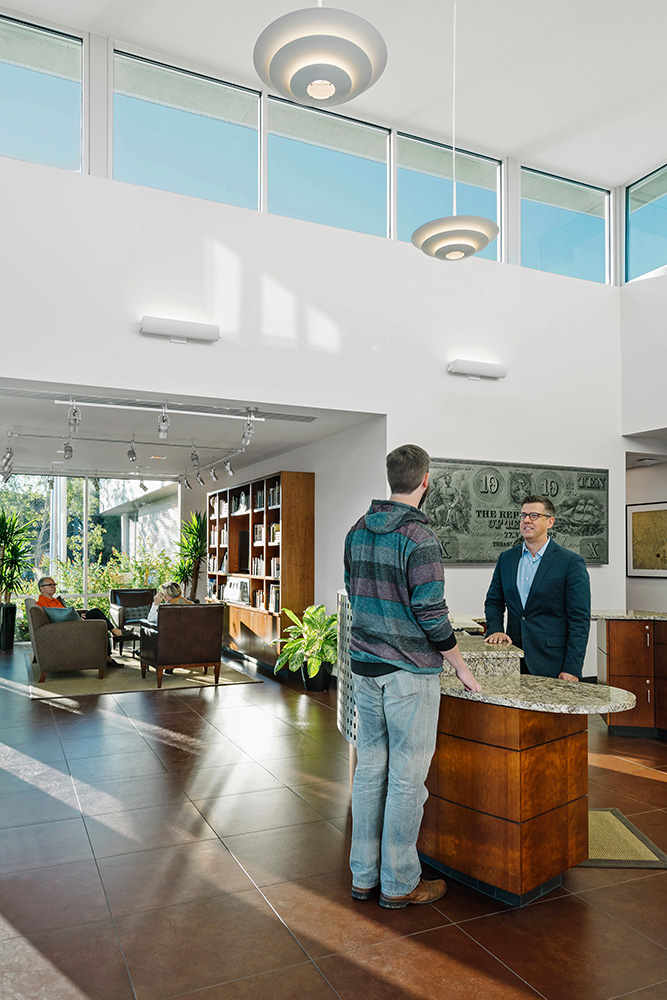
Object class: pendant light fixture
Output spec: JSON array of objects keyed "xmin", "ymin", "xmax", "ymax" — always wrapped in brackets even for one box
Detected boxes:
[
  {"xmin": 253, "ymin": 2, "xmax": 387, "ymax": 108},
  {"xmin": 412, "ymin": 0, "xmax": 498, "ymax": 261}
]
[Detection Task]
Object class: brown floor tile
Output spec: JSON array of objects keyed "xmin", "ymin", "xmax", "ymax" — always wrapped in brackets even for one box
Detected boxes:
[
  {"xmin": 116, "ymin": 889, "xmax": 307, "ymax": 1000},
  {"xmin": 146, "ymin": 739, "xmax": 253, "ymax": 771},
  {"xmin": 170, "ymin": 761, "xmax": 282, "ymax": 798},
  {"xmin": 318, "ymin": 923, "xmax": 544, "ymax": 999},
  {"xmin": 98, "ymin": 839, "xmax": 253, "ymax": 915},
  {"xmin": 611, "ymin": 740, "xmax": 667, "ymax": 769},
  {"xmin": 234, "ymin": 732, "xmax": 326, "ymax": 761},
  {"xmin": 67, "ymin": 749, "xmax": 167, "ymax": 783},
  {"xmin": 0, "ymin": 860, "xmax": 108, "ymax": 940},
  {"xmin": 292, "ymin": 779, "xmax": 351, "ymax": 819},
  {"xmin": 562, "ymin": 865, "xmax": 665, "ymax": 894},
  {"xmin": 329, "ymin": 813, "xmax": 352, "ymax": 837},
  {"xmin": 113, "ymin": 694, "xmax": 200, "ymax": 717},
  {"xmin": 430, "ymin": 878, "xmax": 513, "ymax": 923},
  {"xmin": 0, "ymin": 755, "xmax": 70, "ymax": 795},
  {"xmin": 52, "ymin": 715, "xmax": 140, "ymax": 740},
  {"xmin": 0, "ymin": 736, "xmax": 65, "ymax": 762},
  {"xmin": 211, "ymin": 710, "xmax": 300, "ymax": 742},
  {"xmin": 262, "ymin": 753, "xmax": 350, "ymax": 786},
  {"xmin": 462, "ymin": 893, "xmax": 667, "ymax": 1000},
  {"xmin": 222, "ymin": 819, "xmax": 351, "ymax": 886},
  {"xmin": 195, "ymin": 786, "xmax": 323, "ymax": 837},
  {"xmin": 85, "ymin": 800, "xmax": 217, "ymax": 858},
  {"xmin": 579, "ymin": 871, "xmax": 667, "ymax": 948},
  {"xmin": 133, "ymin": 713, "xmax": 231, "ymax": 742},
  {"xmin": 168, "ymin": 962, "xmax": 339, "ymax": 1000},
  {"xmin": 61, "ymin": 732, "xmax": 151, "ymax": 758},
  {"xmin": 588, "ymin": 766, "xmax": 667, "ymax": 809},
  {"xmin": 0, "ymin": 817, "xmax": 93, "ymax": 874},
  {"xmin": 587, "ymin": 778, "xmax": 660, "ymax": 815},
  {"xmin": 75, "ymin": 771, "xmax": 189, "ymax": 815},
  {"xmin": 0, "ymin": 917, "xmax": 134, "ymax": 999},
  {"xmin": 264, "ymin": 868, "xmax": 451, "ymax": 958},
  {"xmin": 628, "ymin": 809, "xmax": 667, "ymax": 853},
  {"xmin": 613, "ymin": 984, "xmax": 667, "ymax": 1000},
  {"xmin": 0, "ymin": 784, "xmax": 80, "ymax": 829}
]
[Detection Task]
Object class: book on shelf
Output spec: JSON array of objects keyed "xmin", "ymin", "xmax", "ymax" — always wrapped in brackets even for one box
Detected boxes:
[
  {"xmin": 268, "ymin": 484, "xmax": 281, "ymax": 507},
  {"xmin": 209, "ymin": 531, "xmax": 216, "ymax": 546},
  {"xmin": 270, "ymin": 557, "xmax": 280, "ymax": 578},
  {"xmin": 220, "ymin": 529, "xmax": 228, "ymax": 545},
  {"xmin": 268, "ymin": 584, "xmax": 280, "ymax": 612},
  {"xmin": 220, "ymin": 553, "xmax": 228, "ymax": 573},
  {"xmin": 253, "ymin": 523, "xmax": 264, "ymax": 543},
  {"xmin": 252, "ymin": 588, "xmax": 264, "ymax": 609},
  {"xmin": 254, "ymin": 488, "xmax": 264, "ymax": 510},
  {"xmin": 251, "ymin": 557, "xmax": 265, "ymax": 576},
  {"xmin": 268, "ymin": 522, "xmax": 281, "ymax": 544},
  {"xmin": 207, "ymin": 579, "xmax": 215, "ymax": 598},
  {"xmin": 219, "ymin": 500, "xmax": 228, "ymax": 517}
]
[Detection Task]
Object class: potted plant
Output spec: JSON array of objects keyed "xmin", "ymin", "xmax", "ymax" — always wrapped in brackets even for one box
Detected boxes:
[
  {"xmin": 0, "ymin": 511, "xmax": 34, "ymax": 651},
  {"xmin": 175, "ymin": 511, "xmax": 207, "ymax": 601},
  {"xmin": 272, "ymin": 604, "xmax": 338, "ymax": 691}
]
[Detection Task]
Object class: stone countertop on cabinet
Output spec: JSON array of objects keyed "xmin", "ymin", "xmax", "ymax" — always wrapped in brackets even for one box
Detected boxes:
[
  {"xmin": 449, "ymin": 614, "xmax": 485, "ymax": 634},
  {"xmin": 592, "ymin": 610, "xmax": 667, "ymax": 621},
  {"xmin": 442, "ymin": 633, "xmax": 521, "ymax": 678},
  {"xmin": 439, "ymin": 673, "xmax": 636, "ymax": 715}
]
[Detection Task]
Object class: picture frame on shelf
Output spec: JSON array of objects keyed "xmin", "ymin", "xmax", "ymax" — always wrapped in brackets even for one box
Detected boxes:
[{"xmin": 626, "ymin": 501, "xmax": 667, "ymax": 577}]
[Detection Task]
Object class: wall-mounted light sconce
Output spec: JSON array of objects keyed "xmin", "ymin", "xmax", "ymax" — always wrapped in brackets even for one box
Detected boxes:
[
  {"xmin": 139, "ymin": 316, "xmax": 220, "ymax": 344},
  {"xmin": 447, "ymin": 359, "xmax": 508, "ymax": 381}
]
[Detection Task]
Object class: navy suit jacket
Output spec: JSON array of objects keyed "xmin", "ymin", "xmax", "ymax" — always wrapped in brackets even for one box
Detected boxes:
[{"xmin": 484, "ymin": 539, "xmax": 591, "ymax": 678}]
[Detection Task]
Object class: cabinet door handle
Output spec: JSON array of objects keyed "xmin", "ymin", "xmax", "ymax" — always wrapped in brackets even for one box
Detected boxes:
[
  {"xmin": 646, "ymin": 633, "xmax": 650, "ymax": 647},
  {"xmin": 648, "ymin": 688, "xmax": 651, "ymax": 703}
]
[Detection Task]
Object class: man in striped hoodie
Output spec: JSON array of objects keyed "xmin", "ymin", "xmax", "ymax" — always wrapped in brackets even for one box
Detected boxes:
[{"xmin": 344, "ymin": 444, "xmax": 481, "ymax": 909}]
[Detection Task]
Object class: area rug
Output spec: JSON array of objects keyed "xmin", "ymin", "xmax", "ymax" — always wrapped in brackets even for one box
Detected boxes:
[
  {"xmin": 579, "ymin": 808, "xmax": 667, "ymax": 868},
  {"xmin": 24, "ymin": 650, "xmax": 261, "ymax": 699}
]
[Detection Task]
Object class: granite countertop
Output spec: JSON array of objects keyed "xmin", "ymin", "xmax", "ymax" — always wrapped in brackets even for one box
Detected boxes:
[
  {"xmin": 439, "ymin": 673, "xmax": 636, "ymax": 715},
  {"xmin": 592, "ymin": 610, "xmax": 667, "ymax": 621},
  {"xmin": 449, "ymin": 614, "xmax": 485, "ymax": 634},
  {"xmin": 442, "ymin": 633, "xmax": 521, "ymax": 678}
]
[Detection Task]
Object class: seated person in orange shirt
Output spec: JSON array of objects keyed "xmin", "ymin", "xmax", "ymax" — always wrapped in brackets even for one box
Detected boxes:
[{"xmin": 36, "ymin": 576, "xmax": 131, "ymax": 664}]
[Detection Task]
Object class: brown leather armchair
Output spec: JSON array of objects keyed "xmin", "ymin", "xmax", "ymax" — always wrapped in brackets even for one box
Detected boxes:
[
  {"xmin": 139, "ymin": 604, "xmax": 225, "ymax": 688},
  {"xmin": 109, "ymin": 588, "xmax": 156, "ymax": 654},
  {"xmin": 27, "ymin": 604, "xmax": 107, "ymax": 683}
]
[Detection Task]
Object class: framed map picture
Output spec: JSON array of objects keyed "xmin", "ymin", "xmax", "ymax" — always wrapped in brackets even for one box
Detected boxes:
[
  {"xmin": 626, "ymin": 501, "xmax": 667, "ymax": 577},
  {"xmin": 423, "ymin": 458, "xmax": 608, "ymax": 565}
]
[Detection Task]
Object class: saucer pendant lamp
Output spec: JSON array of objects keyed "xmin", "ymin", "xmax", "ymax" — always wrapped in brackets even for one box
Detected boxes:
[
  {"xmin": 412, "ymin": 0, "xmax": 498, "ymax": 261},
  {"xmin": 253, "ymin": 2, "xmax": 387, "ymax": 108}
]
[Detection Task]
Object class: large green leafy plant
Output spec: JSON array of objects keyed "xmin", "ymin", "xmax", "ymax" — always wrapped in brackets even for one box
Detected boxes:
[
  {"xmin": 175, "ymin": 511, "xmax": 208, "ymax": 601},
  {"xmin": 0, "ymin": 511, "xmax": 35, "ymax": 603},
  {"xmin": 272, "ymin": 604, "xmax": 338, "ymax": 678}
]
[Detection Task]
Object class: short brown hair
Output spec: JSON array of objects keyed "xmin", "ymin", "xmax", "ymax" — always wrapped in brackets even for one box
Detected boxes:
[
  {"xmin": 387, "ymin": 445, "xmax": 430, "ymax": 494},
  {"xmin": 161, "ymin": 581, "xmax": 183, "ymax": 599},
  {"xmin": 522, "ymin": 494, "xmax": 556, "ymax": 517}
]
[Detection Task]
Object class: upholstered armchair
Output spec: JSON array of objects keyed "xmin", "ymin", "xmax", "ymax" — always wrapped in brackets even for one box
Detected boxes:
[
  {"xmin": 109, "ymin": 588, "xmax": 156, "ymax": 654},
  {"xmin": 139, "ymin": 604, "xmax": 225, "ymax": 688},
  {"xmin": 27, "ymin": 603, "xmax": 107, "ymax": 683}
]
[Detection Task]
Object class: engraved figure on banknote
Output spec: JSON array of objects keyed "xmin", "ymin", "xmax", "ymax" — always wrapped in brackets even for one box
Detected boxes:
[{"xmin": 425, "ymin": 469, "xmax": 471, "ymax": 535}]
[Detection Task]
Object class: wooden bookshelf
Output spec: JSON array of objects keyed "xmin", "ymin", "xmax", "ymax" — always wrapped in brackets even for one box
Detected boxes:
[{"xmin": 207, "ymin": 471, "xmax": 314, "ymax": 667}]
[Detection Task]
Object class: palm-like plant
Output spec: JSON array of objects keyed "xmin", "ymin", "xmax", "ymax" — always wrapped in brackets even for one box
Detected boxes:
[
  {"xmin": 175, "ymin": 511, "xmax": 208, "ymax": 601},
  {"xmin": 0, "ymin": 511, "xmax": 35, "ymax": 603},
  {"xmin": 272, "ymin": 604, "xmax": 338, "ymax": 678}
]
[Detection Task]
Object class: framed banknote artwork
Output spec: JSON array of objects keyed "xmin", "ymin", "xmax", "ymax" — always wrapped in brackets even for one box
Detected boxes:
[
  {"xmin": 423, "ymin": 458, "xmax": 608, "ymax": 565},
  {"xmin": 626, "ymin": 501, "xmax": 667, "ymax": 577}
]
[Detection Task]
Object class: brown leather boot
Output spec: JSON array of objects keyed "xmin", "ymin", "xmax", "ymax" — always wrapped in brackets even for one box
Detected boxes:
[{"xmin": 379, "ymin": 878, "xmax": 447, "ymax": 909}]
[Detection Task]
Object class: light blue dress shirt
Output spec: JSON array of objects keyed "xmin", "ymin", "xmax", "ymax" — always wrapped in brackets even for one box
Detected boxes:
[{"xmin": 516, "ymin": 538, "xmax": 550, "ymax": 608}]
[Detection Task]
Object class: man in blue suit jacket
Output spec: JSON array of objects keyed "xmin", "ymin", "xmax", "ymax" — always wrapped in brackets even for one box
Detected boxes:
[{"xmin": 484, "ymin": 495, "xmax": 591, "ymax": 680}]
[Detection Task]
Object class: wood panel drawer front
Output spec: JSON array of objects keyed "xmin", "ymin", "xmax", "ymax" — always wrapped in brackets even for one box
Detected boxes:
[
  {"xmin": 437, "ymin": 697, "xmax": 585, "ymax": 750},
  {"xmin": 654, "ymin": 678, "xmax": 667, "ymax": 730},
  {"xmin": 653, "ymin": 621, "xmax": 667, "ymax": 646},
  {"xmin": 608, "ymin": 621, "xmax": 654, "ymax": 676},
  {"xmin": 655, "ymin": 642, "xmax": 667, "ymax": 680},
  {"xmin": 427, "ymin": 732, "xmax": 587, "ymax": 822},
  {"xmin": 419, "ymin": 796, "xmax": 588, "ymax": 896},
  {"xmin": 607, "ymin": 675, "xmax": 654, "ymax": 727}
]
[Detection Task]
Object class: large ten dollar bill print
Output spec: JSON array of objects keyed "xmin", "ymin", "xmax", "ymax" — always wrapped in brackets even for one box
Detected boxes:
[{"xmin": 423, "ymin": 458, "xmax": 608, "ymax": 565}]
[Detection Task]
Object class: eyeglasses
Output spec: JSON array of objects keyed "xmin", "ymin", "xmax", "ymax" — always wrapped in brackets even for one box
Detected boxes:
[
  {"xmin": 519, "ymin": 512, "xmax": 552, "ymax": 522},
  {"xmin": 40, "ymin": 582, "xmax": 57, "ymax": 588}
]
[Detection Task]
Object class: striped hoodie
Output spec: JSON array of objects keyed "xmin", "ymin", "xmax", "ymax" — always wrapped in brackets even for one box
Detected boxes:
[{"xmin": 344, "ymin": 500, "xmax": 455, "ymax": 674}]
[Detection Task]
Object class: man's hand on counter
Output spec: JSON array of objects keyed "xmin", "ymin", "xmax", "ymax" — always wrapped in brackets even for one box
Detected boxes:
[
  {"xmin": 558, "ymin": 672, "xmax": 579, "ymax": 682},
  {"xmin": 442, "ymin": 647, "xmax": 482, "ymax": 693},
  {"xmin": 484, "ymin": 631, "xmax": 512, "ymax": 644}
]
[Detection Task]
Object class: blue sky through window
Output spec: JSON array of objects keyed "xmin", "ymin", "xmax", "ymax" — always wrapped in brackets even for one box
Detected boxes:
[
  {"xmin": 521, "ymin": 201, "xmax": 605, "ymax": 283},
  {"xmin": 113, "ymin": 94, "xmax": 258, "ymax": 209},
  {"xmin": 0, "ymin": 61, "xmax": 81, "ymax": 170},
  {"xmin": 627, "ymin": 194, "xmax": 667, "ymax": 280}
]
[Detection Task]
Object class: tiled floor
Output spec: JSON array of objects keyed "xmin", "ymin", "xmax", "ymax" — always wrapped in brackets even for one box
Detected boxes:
[{"xmin": 1, "ymin": 650, "xmax": 666, "ymax": 1000}]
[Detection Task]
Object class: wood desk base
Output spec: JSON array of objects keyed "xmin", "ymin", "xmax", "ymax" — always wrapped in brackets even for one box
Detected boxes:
[{"xmin": 418, "ymin": 696, "xmax": 589, "ymax": 906}]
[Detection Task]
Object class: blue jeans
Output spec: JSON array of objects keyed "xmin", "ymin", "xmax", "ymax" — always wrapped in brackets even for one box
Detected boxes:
[{"xmin": 350, "ymin": 669, "xmax": 441, "ymax": 897}]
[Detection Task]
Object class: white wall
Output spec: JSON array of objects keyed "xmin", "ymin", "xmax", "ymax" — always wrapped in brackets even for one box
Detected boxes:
[
  {"xmin": 621, "ymin": 272, "xmax": 667, "ymax": 435},
  {"xmin": 626, "ymin": 464, "xmax": 667, "ymax": 612},
  {"xmin": 0, "ymin": 155, "xmax": 628, "ymax": 616}
]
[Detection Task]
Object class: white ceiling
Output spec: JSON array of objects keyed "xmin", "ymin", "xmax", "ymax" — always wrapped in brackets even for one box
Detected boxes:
[
  {"xmin": 0, "ymin": 378, "xmax": 380, "ymax": 481},
  {"xmin": 5, "ymin": 0, "xmax": 667, "ymax": 188}
]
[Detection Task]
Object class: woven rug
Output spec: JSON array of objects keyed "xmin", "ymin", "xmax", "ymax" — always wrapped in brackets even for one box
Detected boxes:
[
  {"xmin": 24, "ymin": 650, "xmax": 261, "ymax": 699},
  {"xmin": 579, "ymin": 808, "xmax": 667, "ymax": 868}
]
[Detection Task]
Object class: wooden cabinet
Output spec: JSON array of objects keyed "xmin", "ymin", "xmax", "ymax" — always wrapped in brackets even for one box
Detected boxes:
[
  {"xmin": 598, "ymin": 619, "xmax": 657, "ymax": 732},
  {"xmin": 206, "ymin": 471, "xmax": 314, "ymax": 666}
]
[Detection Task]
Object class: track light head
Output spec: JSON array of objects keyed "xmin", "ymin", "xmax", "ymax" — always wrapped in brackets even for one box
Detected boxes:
[
  {"xmin": 157, "ymin": 406, "xmax": 170, "ymax": 440},
  {"xmin": 1, "ymin": 446, "xmax": 13, "ymax": 471},
  {"xmin": 224, "ymin": 460, "xmax": 234, "ymax": 477},
  {"xmin": 196, "ymin": 470, "xmax": 205, "ymax": 487},
  {"xmin": 182, "ymin": 477, "xmax": 192, "ymax": 491},
  {"xmin": 63, "ymin": 441, "xmax": 73, "ymax": 461},
  {"xmin": 190, "ymin": 448, "xmax": 200, "ymax": 467},
  {"xmin": 210, "ymin": 467, "xmax": 219, "ymax": 482},
  {"xmin": 67, "ymin": 403, "xmax": 81, "ymax": 434},
  {"xmin": 139, "ymin": 480, "xmax": 148, "ymax": 492},
  {"xmin": 1, "ymin": 468, "xmax": 12, "ymax": 483},
  {"xmin": 127, "ymin": 441, "xmax": 137, "ymax": 462}
]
